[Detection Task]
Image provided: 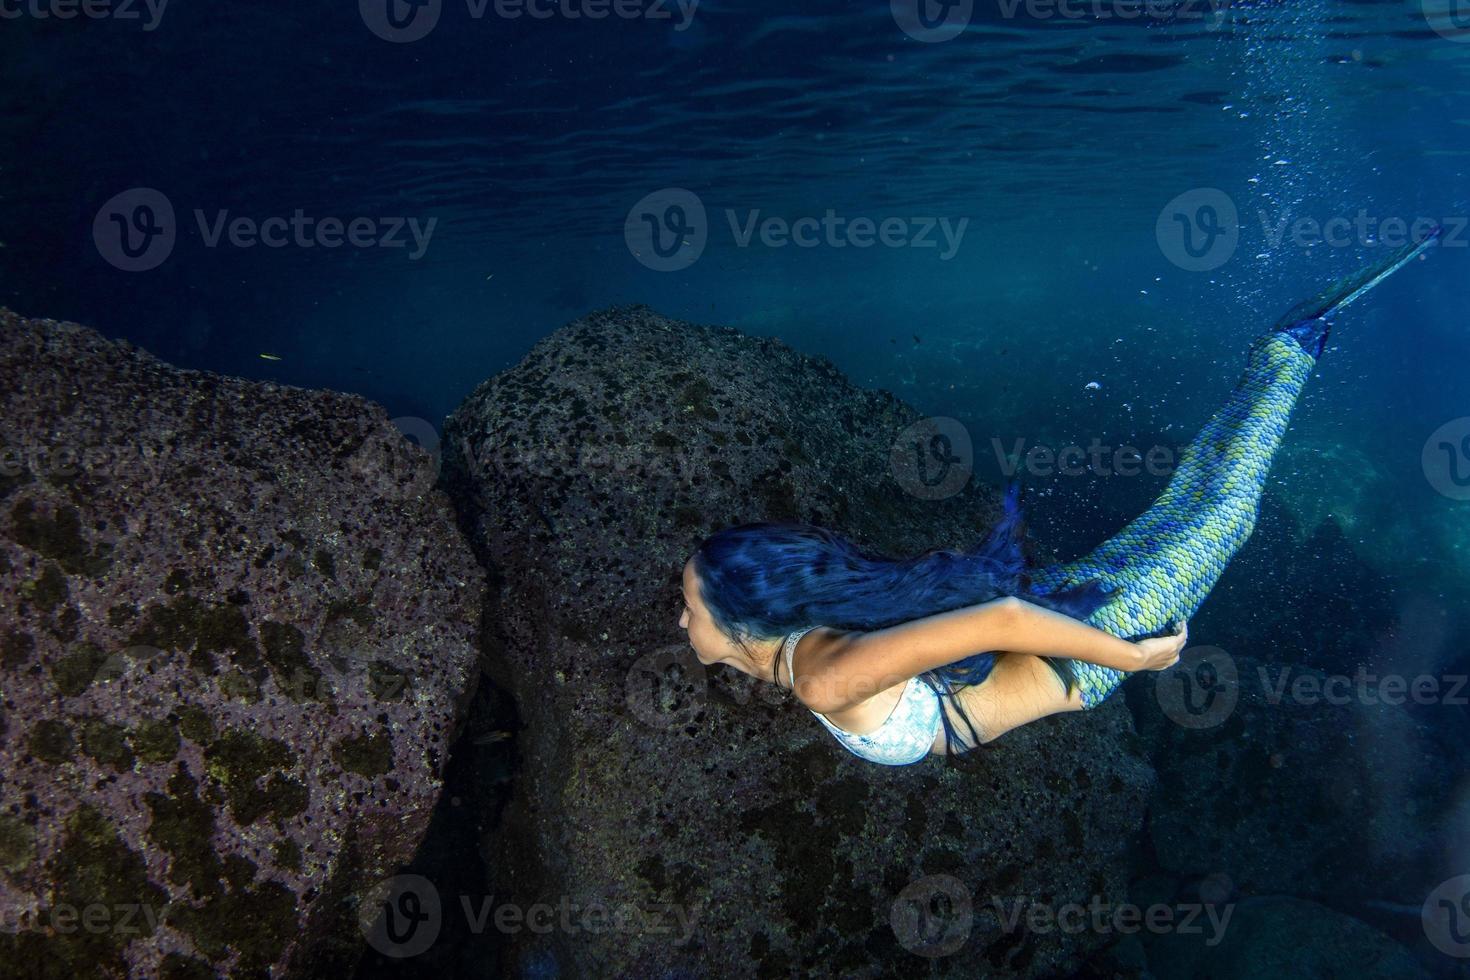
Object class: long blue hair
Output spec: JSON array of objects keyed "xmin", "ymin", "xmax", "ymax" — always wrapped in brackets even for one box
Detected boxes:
[{"xmin": 690, "ymin": 481, "xmax": 1117, "ymax": 756}]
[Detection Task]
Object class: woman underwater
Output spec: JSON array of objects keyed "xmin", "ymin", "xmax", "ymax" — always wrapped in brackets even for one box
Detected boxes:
[{"xmin": 678, "ymin": 226, "xmax": 1443, "ymax": 766}]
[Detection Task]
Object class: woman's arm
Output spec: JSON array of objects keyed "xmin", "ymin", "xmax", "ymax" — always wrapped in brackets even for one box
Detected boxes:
[{"xmin": 802, "ymin": 597, "xmax": 1144, "ymax": 714}]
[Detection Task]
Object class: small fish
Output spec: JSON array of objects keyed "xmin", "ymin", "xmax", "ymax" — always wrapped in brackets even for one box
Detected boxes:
[
  {"xmin": 1085, "ymin": 380, "xmax": 1102, "ymax": 390},
  {"xmin": 259, "ymin": 353, "xmax": 282, "ymax": 361},
  {"xmin": 472, "ymin": 730, "xmax": 512, "ymax": 745},
  {"xmin": 912, "ymin": 334, "xmax": 921, "ymax": 344}
]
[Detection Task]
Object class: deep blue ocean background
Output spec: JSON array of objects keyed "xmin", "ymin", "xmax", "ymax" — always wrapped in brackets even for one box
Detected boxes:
[
  {"xmin": 3, "ymin": 1, "xmax": 1470, "ymax": 975},
  {"xmin": 6, "ymin": 2, "xmax": 1468, "ymax": 614}
]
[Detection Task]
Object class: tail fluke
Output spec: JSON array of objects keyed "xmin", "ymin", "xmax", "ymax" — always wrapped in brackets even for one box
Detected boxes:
[{"xmin": 1271, "ymin": 224, "xmax": 1442, "ymax": 356}]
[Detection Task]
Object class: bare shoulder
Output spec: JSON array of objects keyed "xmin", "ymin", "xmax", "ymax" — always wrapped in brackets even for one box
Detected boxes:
[{"xmin": 788, "ymin": 625, "xmax": 878, "ymax": 715}]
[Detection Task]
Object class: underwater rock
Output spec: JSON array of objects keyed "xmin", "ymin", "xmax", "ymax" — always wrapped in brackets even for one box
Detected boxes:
[
  {"xmin": 0, "ymin": 310, "xmax": 483, "ymax": 977},
  {"xmin": 1141, "ymin": 895, "xmax": 1428, "ymax": 979},
  {"xmin": 1133, "ymin": 651, "xmax": 1461, "ymax": 907},
  {"xmin": 442, "ymin": 304, "xmax": 1155, "ymax": 978}
]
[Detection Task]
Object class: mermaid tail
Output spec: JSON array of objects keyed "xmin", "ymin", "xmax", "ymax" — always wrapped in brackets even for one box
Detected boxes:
[
  {"xmin": 1027, "ymin": 227, "xmax": 1441, "ymax": 708},
  {"xmin": 1274, "ymin": 225, "xmax": 1441, "ymax": 335}
]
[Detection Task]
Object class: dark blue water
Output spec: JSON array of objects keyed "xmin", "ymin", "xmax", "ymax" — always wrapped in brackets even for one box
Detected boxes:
[
  {"xmin": 6, "ymin": 0, "xmax": 1466, "ymax": 610},
  {"xmin": 4, "ymin": 2, "xmax": 1470, "ymax": 976}
]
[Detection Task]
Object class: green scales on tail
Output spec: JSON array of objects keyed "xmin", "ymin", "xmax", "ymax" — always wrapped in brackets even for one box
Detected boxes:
[{"xmin": 1027, "ymin": 226, "xmax": 1443, "ymax": 709}]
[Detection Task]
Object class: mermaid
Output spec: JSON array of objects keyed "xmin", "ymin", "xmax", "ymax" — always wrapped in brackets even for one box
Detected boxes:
[{"xmin": 678, "ymin": 227, "xmax": 1442, "ymax": 765}]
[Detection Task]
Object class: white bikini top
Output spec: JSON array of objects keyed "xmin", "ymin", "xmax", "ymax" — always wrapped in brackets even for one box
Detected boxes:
[{"xmin": 782, "ymin": 626, "xmax": 941, "ymax": 766}]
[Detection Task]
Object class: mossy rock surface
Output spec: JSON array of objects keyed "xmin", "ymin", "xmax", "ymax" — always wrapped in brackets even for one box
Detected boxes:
[{"xmin": 0, "ymin": 310, "xmax": 484, "ymax": 977}]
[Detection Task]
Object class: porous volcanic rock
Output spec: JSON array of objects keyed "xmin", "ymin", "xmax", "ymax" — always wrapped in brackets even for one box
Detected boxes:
[
  {"xmin": 0, "ymin": 311, "xmax": 483, "ymax": 977},
  {"xmin": 442, "ymin": 305, "xmax": 1155, "ymax": 978}
]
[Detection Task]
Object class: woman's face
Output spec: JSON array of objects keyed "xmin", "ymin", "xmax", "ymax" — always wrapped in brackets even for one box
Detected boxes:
[{"xmin": 680, "ymin": 558, "xmax": 755, "ymax": 670}]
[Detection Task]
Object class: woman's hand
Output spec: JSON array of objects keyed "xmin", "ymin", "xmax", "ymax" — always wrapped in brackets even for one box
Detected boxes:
[{"xmin": 1133, "ymin": 620, "xmax": 1187, "ymax": 670}]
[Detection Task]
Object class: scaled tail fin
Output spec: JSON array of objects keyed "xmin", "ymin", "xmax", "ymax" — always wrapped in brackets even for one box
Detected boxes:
[{"xmin": 1272, "ymin": 224, "xmax": 1443, "ymax": 356}]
